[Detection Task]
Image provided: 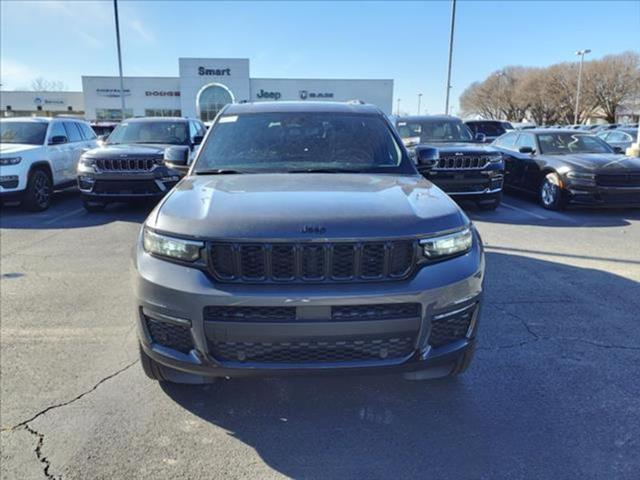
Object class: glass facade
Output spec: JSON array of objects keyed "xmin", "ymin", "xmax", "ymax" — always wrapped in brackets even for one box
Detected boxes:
[
  {"xmin": 144, "ymin": 109, "xmax": 182, "ymax": 117},
  {"xmin": 197, "ymin": 83, "xmax": 234, "ymax": 122},
  {"xmin": 96, "ymin": 108, "xmax": 133, "ymax": 121}
]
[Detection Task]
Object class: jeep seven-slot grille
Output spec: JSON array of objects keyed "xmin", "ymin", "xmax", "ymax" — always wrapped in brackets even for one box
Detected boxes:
[
  {"xmin": 96, "ymin": 157, "xmax": 157, "ymax": 172},
  {"xmin": 208, "ymin": 241, "xmax": 417, "ymax": 283},
  {"xmin": 436, "ymin": 154, "xmax": 493, "ymax": 170}
]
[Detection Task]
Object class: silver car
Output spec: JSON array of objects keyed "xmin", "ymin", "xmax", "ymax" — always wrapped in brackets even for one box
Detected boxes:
[{"xmin": 133, "ymin": 102, "xmax": 485, "ymax": 384}]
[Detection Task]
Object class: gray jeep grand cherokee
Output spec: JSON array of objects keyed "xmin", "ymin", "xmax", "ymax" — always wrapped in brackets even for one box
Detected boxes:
[{"xmin": 134, "ymin": 102, "xmax": 485, "ymax": 383}]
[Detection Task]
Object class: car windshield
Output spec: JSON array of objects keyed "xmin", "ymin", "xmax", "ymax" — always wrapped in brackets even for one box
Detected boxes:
[
  {"xmin": 537, "ymin": 133, "xmax": 613, "ymax": 155},
  {"xmin": 194, "ymin": 112, "xmax": 410, "ymax": 174},
  {"xmin": 396, "ymin": 120, "xmax": 474, "ymax": 143},
  {"xmin": 0, "ymin": 122, "xmax": 48, "ymax": 145},
  {"xmin": 106, "ymin": 121, "xmax": 188, "ymax": 145}
]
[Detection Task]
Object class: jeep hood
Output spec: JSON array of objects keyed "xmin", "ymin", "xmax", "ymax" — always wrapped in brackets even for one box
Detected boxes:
[
  {"xmin": 149, "ymin": 173, "xmax": 468, "ymax": 240},
  {"xmin": 0, "ymin": 144, "xmax": 41, "ymax": 155},
  {"xmin": 84, "ymin": 144, "xmax": 171, "ymax": 159}
]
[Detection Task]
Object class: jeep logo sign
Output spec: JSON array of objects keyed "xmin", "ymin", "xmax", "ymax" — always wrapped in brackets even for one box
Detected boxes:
[
  {"xmin": 198, "ymin": 66, "xmax": 231, "ymax": 76},
  {"xmin": 256, "ymin": 89, "xmax": 281, "ymax": 100}
]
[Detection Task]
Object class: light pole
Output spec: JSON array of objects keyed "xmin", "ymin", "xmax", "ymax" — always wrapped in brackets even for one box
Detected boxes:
[
  {"xmin": 573, "ymin": 48, "xmax": 591, "ymax": 125},
  {"xmin": 417, "ymin": 93, "xmax": 423, "ymax": 115},
  {"xmin": 396, "ymin": 98, "xmax": 401, "ymax": 116},
  {"xmin": 444, "ymin": 0, "xmax": 457, "ymax": 115},
  {"xmin": 113, "ymin": 0, "xmax": 126, "ymax": 121}
]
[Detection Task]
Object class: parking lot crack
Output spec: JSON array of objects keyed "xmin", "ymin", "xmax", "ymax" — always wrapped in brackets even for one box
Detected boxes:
[
  {"xmin": 2, "ymin": 359, "xmax": 137, "ymax": 432},
  {"xmin": 23, "ymin": 424, "xmax": 61, "ymax": 480}
]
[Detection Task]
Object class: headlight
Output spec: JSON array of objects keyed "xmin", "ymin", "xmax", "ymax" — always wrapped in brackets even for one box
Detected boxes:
[
  {"xmin": 488, "ymin": 154, "xmax": 503, "ymax": 163},
  {"xmin": 143, "ymin": 228, "xmax": 203, "ymax": 262},
  {"xmin": 566, "ymin": 171, "xmax": 596, "ymax": 186},
  {"xmin": 420, "ymin": 227, "xmax": 473, "ymax": 259},
  {"xmin": 0, "ymin": 157, "xmax": 21, "ymax": 166},
  {"xmin": 78, "ymin": 156, "xmax": 97, "ymax": 172}
]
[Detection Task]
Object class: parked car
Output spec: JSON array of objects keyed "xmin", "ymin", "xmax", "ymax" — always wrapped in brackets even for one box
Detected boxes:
[
  {"xmin": 492, "ymin": 129, "xmax": 640, "ymax": 209},
  {"xmin": 0, "ymin": 117, "xmax": 97, "ymax": 211},
  {"xmin": 464, "ymin": 120, "xmax": 514, "ymax": 143},
  {"xmin": 134, "ymin": 101, "xmax": 484, "ymax": 383},
  {"xmin": 77, "ymin": 117, "xmax": 206, "ymax": 211},
  {"xmin": 597, "ymin": 128, "xmax": 638, "ymax": 152},
  {"xmin": 395, "ymin": 115, "xmax": 504, "ymax": 210}
]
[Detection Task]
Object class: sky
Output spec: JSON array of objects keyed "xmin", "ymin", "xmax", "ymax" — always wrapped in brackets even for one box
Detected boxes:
[{"xmin": 1, "ymin": 0, "xmax": 639, "ymax": 115}]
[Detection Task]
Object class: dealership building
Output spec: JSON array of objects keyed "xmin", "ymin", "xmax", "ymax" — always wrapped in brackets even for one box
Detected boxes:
[{"xmin": 1, "ymin": 58, "xmax": 394, "ymax": 121}]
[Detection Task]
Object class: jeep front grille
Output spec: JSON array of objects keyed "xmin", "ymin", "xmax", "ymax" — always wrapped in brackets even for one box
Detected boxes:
[
  {"xmin": 96, "ymin": 157, "xmax": 157, "ymax": 172},
  {"xmin": 434, "ymin": 154, "xmax": 496, "ymax": 170},
  {"xmin": 208, "ymin": 240, "xmax": 417, "ymax": 283}
]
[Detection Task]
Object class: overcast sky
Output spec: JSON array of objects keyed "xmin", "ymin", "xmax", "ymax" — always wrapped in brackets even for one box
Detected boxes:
[{"xmin": 1, "ymin": 0, "xmax": 639, "ymax": 115}]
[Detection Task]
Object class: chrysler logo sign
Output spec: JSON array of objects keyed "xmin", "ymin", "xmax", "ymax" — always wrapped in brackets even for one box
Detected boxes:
[
  {"xmin": 299, "ymin": 90, "xmax": 334, "ymax": 100},
  {"xmin": 198, "ymin": 66, "xmax": 231, "ymax": 76},
  {"xmin": 96, "ymin": 88, "xmax": 131, "ymax": 97},
  {"xmin": 256, "ymin": 89, "xmax": 281, "ymax": 100}
]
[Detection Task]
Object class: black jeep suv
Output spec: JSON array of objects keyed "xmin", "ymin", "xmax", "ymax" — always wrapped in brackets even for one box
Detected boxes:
[
  {"xmin": 396, "ymin": 115, "xmax": 504, "ymax": 210},
  {"xmin": 77, "ymin": 117, "xmax": 206, "ymax": 211}
]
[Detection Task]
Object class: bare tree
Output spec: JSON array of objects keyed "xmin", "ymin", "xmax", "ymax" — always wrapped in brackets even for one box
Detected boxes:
[
  {"xmin": 585, "ymin": 51, "xmax": 640, "ymax": 123},
  {"xmin": 30, "ymin": 77, "xmax": 68, "ymax": 92}
]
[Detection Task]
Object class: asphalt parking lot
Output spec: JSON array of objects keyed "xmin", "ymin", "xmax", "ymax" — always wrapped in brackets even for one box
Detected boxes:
[{"xmin": 1, "ymin": 190, "xmax": 639, "ymax": 480}]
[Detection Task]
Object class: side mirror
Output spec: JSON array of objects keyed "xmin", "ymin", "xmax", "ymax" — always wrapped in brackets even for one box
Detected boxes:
[
  {"xmin": 49, "ymin": 135, "xmax": 68, "ymax": 145},
  {"xmin": 192, "ymin": 135, "xmax": 204, "ymax": 146},
  {"xmin": 518, "ymin": 146, "xmax": 535, "ymax": 154},
  {"xmin": 415, "ymin": 146, "xmax": 440, "ymax": 170},
  {"xmin": 475, "ymin": 133, "xmax": 487, "ymax": 143},
  {"xmin": 164, "ymin": 146, "xmax": 190, "ymax": 167},
  {"xmin": 612, "ymin": 146, "xmax": 623, "ymax": 154}
]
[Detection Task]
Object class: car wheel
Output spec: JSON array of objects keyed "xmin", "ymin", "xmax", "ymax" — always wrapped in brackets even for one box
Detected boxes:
[
  {"xmin": 539, "ymin": 173, "xmax": 566, "ymax": 210},
  {"xmin": 23, "ymin": 169, "xmax": 52, "ymax": 212},
  {"xmin": 478, "ymin": 192, "xmax": 502, "ymax": 211},
  {"xmin": 82, "ymin": 197, "xmax": 106, "ymax": 212},
  {"xmin": 139, "ymin": 344, "xmax": 168, "ymax": 382}
]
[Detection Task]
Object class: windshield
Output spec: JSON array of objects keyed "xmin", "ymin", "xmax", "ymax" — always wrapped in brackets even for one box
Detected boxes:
[
  {"xmin": 106, "ymin": 121, "xmax": 188, "ymax": 145},
  {"xmin": 537, "ymin": 133, "xmax": 613, "ymax": 155},
  {"xmin": 396, "ymin": 120, "xmax": 473, "ymax": 143},
  {"xmin": 194, "ymin": 112, "xmax": 411, "ymax": 174},
  {"xmin": 0, "ymin": 122, "xmax": 48, "ymax": 145}
]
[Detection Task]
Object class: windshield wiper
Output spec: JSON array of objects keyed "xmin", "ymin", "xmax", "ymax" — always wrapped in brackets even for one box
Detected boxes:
[
  {"xmin": 286, "ymin": 168, "xmax": 361, "ymax": 173},
  {"xmin": 194, "ymin": 169, "xmax": 245, "ymax": 175}
]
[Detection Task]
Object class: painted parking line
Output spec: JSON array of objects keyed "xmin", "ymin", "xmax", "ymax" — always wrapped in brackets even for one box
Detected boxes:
[
  {"xmin": 501, "ymin": 201, "xmax": 549, "ymax": 220},
  {"xmin": 42, "ymin": 207, "xmax": 85, "ymax": 225}
]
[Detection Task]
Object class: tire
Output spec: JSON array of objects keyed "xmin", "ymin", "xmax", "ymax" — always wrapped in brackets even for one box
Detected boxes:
[
  {"xmin": 477, "ymin": 192, "xmax": 502, "ymax": 211},
  {"xmin": 23, "ymin": 169, "xmax": 52, "ymax": 212},
  {"xmin": 539, "ymin": 173, "xmax": 566, "ymax": 210},
  {"xmin": 82, "ymin": 197, "xmax": 106, "ymax": 212},
  {"xmin": 139, "ymin": 344, "xmax": 167, "ymax": 382}
]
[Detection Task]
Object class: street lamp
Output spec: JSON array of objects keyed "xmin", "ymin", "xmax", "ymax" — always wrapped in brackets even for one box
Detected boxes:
[
  {"xmin": 573, "ymin": 49, "xmax": 591, "ymax": 125},
  {"xmin": 113, "ymin": 0, "xmax": 126, "ymax": 121},
  {"xmin": 417, "ymin": 93, "xmax": 423, "ymax": 115},
  {"xmin": 444, "ymin": 0, "xmax": 457, "ymax": 115}
]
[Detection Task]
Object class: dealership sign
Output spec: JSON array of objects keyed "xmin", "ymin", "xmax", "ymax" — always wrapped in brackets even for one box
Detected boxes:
[
  {"xmin": 145, "ymin": 91, "xmax": 181, "ymax": 97},
  {"xmin": 256, "ymin": 89, "xmax": 281, "ymax": 100},
  {"xmin": 33, "ymin": 97, "xmax": 65, "ymax": 105},
  {"xmin": 299, "ymin": 90, "xmax": 334, "ymax": 100},
  {"xmin": 96, "ymin": 88, "xmax": 131, "ymax": 97},
  {"xmin": 198, "ymin": 66, "xmax": 231, "ymax": 76}
]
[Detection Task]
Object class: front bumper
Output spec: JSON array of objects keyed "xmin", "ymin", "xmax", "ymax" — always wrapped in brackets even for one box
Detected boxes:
[
  {"xmin": 77, "ymin": 167, "xmax": 180, "ymax": 202},
  {"xmin": 133, "ymin": 230, "xmax": 485, "ymax": 378},
  {"xmin": 566, "ymin": 185, "xmax": 640, "ymax": 207}
]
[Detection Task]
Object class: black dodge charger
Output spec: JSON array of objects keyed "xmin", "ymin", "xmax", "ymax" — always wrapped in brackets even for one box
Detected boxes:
[{"xmin": 492, "ymin": 129, "xmax": 640, "ymax": 209}]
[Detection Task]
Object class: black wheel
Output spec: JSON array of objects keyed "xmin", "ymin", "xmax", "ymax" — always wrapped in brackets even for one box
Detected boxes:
[
  {"xmin": 23, "ymin": 169, "xmax": 52, "ymax": 212},
  {"xmin": 139, "ymin": 344, "xmax": 167, "ymax": 382},
  {"xmin": 82, "ymin": 197, "xmax": 106, "ymax": 212},
  {"xmin": 539, "ymin": 173, "xmax": 566, "ymax": 210},
  {"xmin": 477, "ymin": 192, "xmax": 502, "ymax": 211}
]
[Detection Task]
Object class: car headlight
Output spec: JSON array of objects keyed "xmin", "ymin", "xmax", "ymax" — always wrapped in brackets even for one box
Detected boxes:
[
  {"xmin": 566, "ymin": 171, "xmax": 596, "ymax": 186},
  {"xmin": 78, "ymin": 156, "xmax": 97, "ymax": 172},
  {"xmin": 420, "ymin": 227, "xmax": 473, "ymax": 259},
  {"xmin": 143, "ymin": 228, "xmax": 203, "ymax": 262},
  {"xmin": 488, "ymin": 154, "xmax": 503, "ymax": 163},
  {"xmin": 0, "ymin": 157, "xmax": 22, "ymax": 166}
]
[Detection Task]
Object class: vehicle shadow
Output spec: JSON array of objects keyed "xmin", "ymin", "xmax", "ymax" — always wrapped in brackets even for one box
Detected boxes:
[
  {"xmin": 160, "ymin": 252, "xmax": 640, "ymax": 478},
  {"xmin": 460, "ymin": 190, "xmax": 640, "ymax": 228},
  {"xmin": 0, "ymin": 188, "xmax": 153, "ymax": 229}
]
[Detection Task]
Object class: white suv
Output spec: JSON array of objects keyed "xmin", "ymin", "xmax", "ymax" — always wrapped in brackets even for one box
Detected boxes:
[{"xmin": 0, "ymin": 117, "xmax": 98, "ymax": 211}]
